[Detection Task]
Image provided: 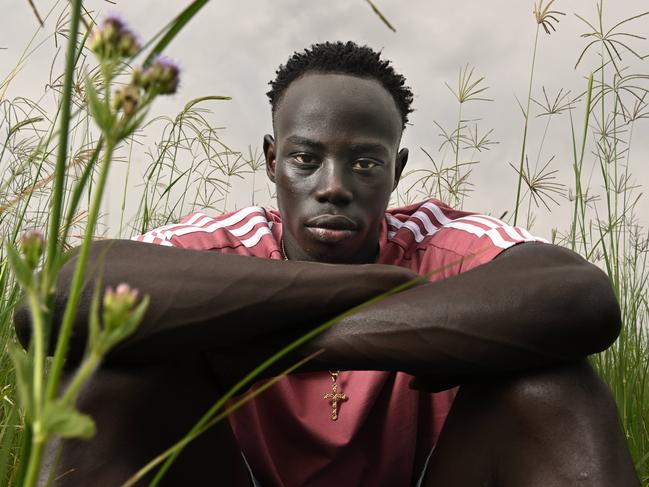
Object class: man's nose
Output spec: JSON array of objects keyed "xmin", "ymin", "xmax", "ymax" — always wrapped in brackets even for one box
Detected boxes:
[{"xmin": 314, "ymin": 162, "xmax": 353, "ymax": 205}]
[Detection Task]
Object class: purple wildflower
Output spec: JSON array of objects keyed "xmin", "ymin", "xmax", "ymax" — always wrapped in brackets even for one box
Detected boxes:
[
  {"xmin": 138, "ymin": 57, "xmax": 181, "ymax": 95},
  {"xmin": 102, "ymin": 15, "xmax": 126, "ymax": 43},
  {"xmin": 90, "ymin": 14, "xmax": 140, "ymax": 60}
]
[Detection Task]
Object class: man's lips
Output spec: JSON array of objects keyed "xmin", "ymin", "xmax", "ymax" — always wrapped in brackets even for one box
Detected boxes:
[
  {"xmin": 304, "ymin": 215, "xmax": 358, "ymax": 244},
  {"xmin": 305, "ymin": 215, "xmax": 358, "ymax": 230}
]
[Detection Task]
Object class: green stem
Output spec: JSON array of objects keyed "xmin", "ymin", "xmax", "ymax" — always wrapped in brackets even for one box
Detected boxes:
[
  {"xmin": 45, "ymin": 140, "xmax": 115, "ymax": 402},
  {"xmin": 534, "ymin": 115, "xmax": 552, "ymax": 171},
  {"xmin": 22, "ymin": 424, "xmax": 45, "ymax": 487},
  {"xmin": 513, "ymin": 23, "xmax": 540, "ymax": 226},
  {"xmin": 60, "ymin": 351, "xmax": 101, "ymax": 406},
  {"xmin": 568, "ymin": 108, "xmax": 578, "ymax": 251},
  {"xmin": 12, "ymin": 421, "xmax": 32, "ymax": 487},
  {"xmin": 17, "ymin": 15, "xmax": 86, "ymax": 478},
  {"xmin": 28, "ymin": 290, "xmax": 45, "ymax": 418},
  {"xmin": 163, "ymin": 116, "xmax": 184, "ymax": 216},
  {"xmin": 574, "ymin": 73, "xmax": 594, "ymax": 256},
  {"xmin": 454, "ymin": 103, "xmax": 463, "ymax": 207},
  {"xmin": 13, "ymin": 287, "xmax": 46, "ymax": 487},
  {"xmin": 41, "ymin": 0, "xmax": 83, "ymax": 294},
  {"xmin": 119, "ymin": 138, "xmax": 135, "ymax": 235}
]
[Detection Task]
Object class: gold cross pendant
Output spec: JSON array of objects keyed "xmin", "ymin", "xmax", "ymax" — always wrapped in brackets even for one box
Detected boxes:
[{"xmin": 323, "ymin": 371, "xmax": 348, "ymax": 421}]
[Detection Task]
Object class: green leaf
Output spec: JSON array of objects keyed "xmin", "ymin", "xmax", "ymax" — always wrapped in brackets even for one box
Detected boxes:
[
  {"xmin": 84, "ymin": 76, "xmax": 112, "ymax": 132},
  {"xmin": 5, "ymin": 241, "xmax": 33, "ymax": 289},
  {"xmin": 159, "ymin": 169, "xmax": 190, "ymax": 200},
  {"xmin": 8, "ymin": 344, "xmax": 33, "ymax": 417},
  {"xmin": 143, "ymin": 0, "xmax": 210, "ymax": 67},
  {"xmin": 43, "ymin": 402, "xmax": 96, "ymax": 439},
  {"xmin": 182, "ymin": 95, "xmax": 231, "ymax": 113},
  {"xmin": 126, "ymin": 295, "xmax": 150, "ymax": 335},
  {"xmin": 8, "ymin": 117, "xmax": 44, "ymax": 138},
  {"xmin": 88, "ymin": 278, "xmax": 102, "ymax": 352},
  {"xmin": 364, "ymin": 0, "xmax": 397, "ymax": 32},
  {"xmin": 142, "ymin": 201, "xmax": 150, "ymax": 233}
]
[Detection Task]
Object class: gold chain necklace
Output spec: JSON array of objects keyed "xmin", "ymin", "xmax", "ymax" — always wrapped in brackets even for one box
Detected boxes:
[{"xmin": 280, "ymin": 238, "xmax": 348, "ymax": 421}]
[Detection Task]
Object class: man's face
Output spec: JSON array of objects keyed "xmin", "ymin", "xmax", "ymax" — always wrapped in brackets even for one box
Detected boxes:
[{"xmin": 264, "ymin": 73, "xmax": 408, "ymax": 264}]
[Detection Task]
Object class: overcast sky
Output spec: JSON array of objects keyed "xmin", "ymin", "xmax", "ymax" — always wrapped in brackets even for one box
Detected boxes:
[{"xmin": 2, "ymin": 0, "xmax": 648, "ymax": 239}]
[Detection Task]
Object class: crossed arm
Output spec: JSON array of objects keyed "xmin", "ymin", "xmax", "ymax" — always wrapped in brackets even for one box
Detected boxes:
[{"xmin": 14, "ymin": 239, "xmax": 620, "ymax": 386}]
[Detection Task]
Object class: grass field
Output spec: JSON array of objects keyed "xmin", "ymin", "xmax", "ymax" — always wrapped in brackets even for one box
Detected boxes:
[{"xmin": 0, "ymin": 0, "xmax": 647, "ymax": 485}]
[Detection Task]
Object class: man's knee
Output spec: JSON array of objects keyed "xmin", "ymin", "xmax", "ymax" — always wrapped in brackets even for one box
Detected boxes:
[
  {"xmin": 422, "ymin": 361, "xmax": 639, "ymax": 487},
  {"xmin": 462, "ymin": 360, "xmax": 639, "ymax": 486},
  {"xmin": 493, "ymin": 360, "xmax": 616, "ymax": 424}
]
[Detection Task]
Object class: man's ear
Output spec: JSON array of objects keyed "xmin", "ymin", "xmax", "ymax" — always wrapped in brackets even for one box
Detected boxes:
[
  {"xmin": 264, "ymin": 134, "xmax": 277, "ymax": 183},
  {"xmin": 393, "ymin": 148, "xmax": 409, "ymax": 191}
]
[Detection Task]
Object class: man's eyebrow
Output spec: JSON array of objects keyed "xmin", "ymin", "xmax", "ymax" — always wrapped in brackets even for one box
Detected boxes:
[
  {"xmin": 284, "ymin": 136, "xmax": 325, "ymax": 149},
  {"xmin": 348, "ymin": 142, "xmax": 390, "ymax": 155},
  {"xmin": 284, "ymin": 136, "xmax": 389, "ymax": 155}
]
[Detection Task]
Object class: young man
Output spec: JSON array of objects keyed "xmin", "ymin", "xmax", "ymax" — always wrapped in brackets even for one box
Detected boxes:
[{"xmin": 17, "ymin": 41, "xmax": 639, "ymax": 486}]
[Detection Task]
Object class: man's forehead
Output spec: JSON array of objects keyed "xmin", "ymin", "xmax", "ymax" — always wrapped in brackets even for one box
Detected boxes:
[
  {"xmin": 277, "ymin": 72, "xmax": 395, "ymax": 108},
  {"xmin": 273, "ymin": 73, "xmax": 403, "ymax": 142}
]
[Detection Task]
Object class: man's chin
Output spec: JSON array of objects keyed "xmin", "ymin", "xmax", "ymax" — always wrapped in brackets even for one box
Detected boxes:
[{"xmin": 301, "ymin": 239, "xmax": 375, "ymax": 265}]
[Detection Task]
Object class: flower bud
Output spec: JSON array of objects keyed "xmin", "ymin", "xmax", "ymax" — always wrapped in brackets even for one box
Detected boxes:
[
  {"xmin": 19, "ymin": 231, "xmax": 44, "ymax": 270},
  {"xmin": 103, "ymin": 282, "xmax": 139, "ymax": 331},
  {"xmin": 103, "ymin": 16, "xmax": 124, "ymax": 45},
  {"xmin": 91, "ymin": 15, "xmax": 139, "ymax": 61},
  {"xmin": 132, "ymin": 67, "xmax": 143, "ymax": 87},
  {"xmin": 89, "ymin": 28, "xmax": 105, "ymax": 56},
  {"xmin": 141, "ymin": 58, "xmax": 180, "ymax": 95},
  {"xmin": 117, "ymin": 31, "xmax": 140, "ymax": 58},
  {"xmin": 115, "ymin": 282, "xmax": 139, "ymax": 303},
  {"xmin": 113, "ymin": 84, "xmax": 141, "ymax": 117}
]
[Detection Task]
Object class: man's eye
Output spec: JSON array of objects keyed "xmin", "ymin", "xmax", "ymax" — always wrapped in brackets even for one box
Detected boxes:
[
  {"xmin": 293, "ymin": 154, "xmax": 317, "ymax": 165},
  {"xmin": 352, "ymin": 159, "xmax": 379, "ymax": 170}
]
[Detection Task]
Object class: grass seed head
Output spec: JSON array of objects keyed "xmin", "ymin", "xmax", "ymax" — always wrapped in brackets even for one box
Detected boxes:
[{"xmin": 534, "ymin": 0, "xmax": 565, "ymax": 35}]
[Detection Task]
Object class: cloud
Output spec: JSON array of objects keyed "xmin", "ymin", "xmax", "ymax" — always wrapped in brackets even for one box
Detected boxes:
[{"xmin": 1, "ymin": 0, "xmax": 647, "ymax": 236}]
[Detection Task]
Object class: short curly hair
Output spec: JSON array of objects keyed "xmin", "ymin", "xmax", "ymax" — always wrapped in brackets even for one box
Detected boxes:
[{"xmin": 267, "ymin": 41, "xmax": 414, "ymax": 129}]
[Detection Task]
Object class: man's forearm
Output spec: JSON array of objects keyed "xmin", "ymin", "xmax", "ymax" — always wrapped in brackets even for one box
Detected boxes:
[
  {"xmin": 303, "ymin": 243, "xmax": 621, "ymax": 381},
  {"xmin": 13, "ymin": 239, "xmax": 416, "ymax": 364}
]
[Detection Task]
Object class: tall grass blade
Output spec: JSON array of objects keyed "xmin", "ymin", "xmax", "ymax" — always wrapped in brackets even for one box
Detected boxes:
[{"xmin": 143, "ymin": 0, "xmax": 211, "ymax": 67}]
